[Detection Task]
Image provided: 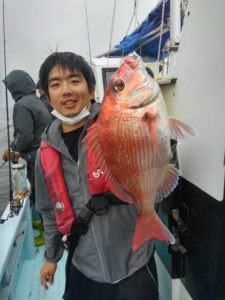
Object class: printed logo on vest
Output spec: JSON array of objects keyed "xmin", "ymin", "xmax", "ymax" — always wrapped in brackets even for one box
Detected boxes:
[
  {"xmin": 92, "ymin": 169, "xmax": 104, "ymax": 178},
  {"xmin": 55, "ymin": 201, "xmax": 64, "ymax": 213}
]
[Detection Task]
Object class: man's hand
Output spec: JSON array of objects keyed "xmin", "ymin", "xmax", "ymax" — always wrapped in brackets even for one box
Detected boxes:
[
  {"xmin": 40, "ymin": 261, "xmax": 57, "ymax": 289},
  {"xmin": 2, "ymin": 148, "xmax": 20, "ymax": 163}
]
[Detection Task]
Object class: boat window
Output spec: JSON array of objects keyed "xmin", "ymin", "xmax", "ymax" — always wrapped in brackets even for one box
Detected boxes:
[{"xmin": 102, "ymin": 68, "xmax": 118, "ymax": 90}]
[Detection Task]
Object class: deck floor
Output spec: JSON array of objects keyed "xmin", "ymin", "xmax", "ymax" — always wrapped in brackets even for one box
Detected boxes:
[{"xmin": 14, "ymin": 245, "xmax": 67, "ymax": 300}]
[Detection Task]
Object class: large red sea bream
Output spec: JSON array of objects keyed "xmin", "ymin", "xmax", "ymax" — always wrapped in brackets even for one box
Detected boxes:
[{"xmin": 85, "ymin": 56, "xmax": 194, "ymax": 251}]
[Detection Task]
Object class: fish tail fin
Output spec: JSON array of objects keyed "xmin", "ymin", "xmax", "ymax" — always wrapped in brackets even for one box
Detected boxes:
[
  {"xmin": 132, "ymin": 212, "xmax": 175, "ymax": 252},
  {"xmin": 169, "ymin": 117, "xmax": 197, "ymax": 139}
]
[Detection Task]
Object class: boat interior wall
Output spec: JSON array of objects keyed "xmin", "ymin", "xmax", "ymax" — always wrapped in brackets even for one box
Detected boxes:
[
  {"xmin": 0, "ymin": 199, "xmax": 66, "ymax": 300},
  {"xmin": 167, "ymin": 0, "xmax": 225, "ymax": 201},
  {"xmin": 157, "ymin": 178, "xmax": 225, "ymax": 300},
  {"xmin": 0, "ymin": 199, "xmax": 35, "ymax": 300}
]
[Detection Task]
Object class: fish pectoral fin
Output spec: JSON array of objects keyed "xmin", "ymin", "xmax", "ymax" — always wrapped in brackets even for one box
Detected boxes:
[
  {"xmin": 141, "ymin": 111, "xmax": 158, "ymax": 146},
  {"xmin": 83, "ymin": 122, "xmax": 134, "ymax": 204},
  {"xmin": 132, "ymin": 212, "xmax": 175, "ymax": 252},
  {"xmin": 83, "ymin": 123, "xmax": 105, "ymax": 168},
  {"xmin": 155, "ymin": 164, "xmax": 180, "ymax": 203},
  {"xmin": 169, "ymin": 117, "xmax": 197, "ymax": 140}
]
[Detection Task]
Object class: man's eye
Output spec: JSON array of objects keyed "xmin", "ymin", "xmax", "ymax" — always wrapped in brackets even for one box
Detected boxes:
[
  {"xmin": 50, "ymin": 83, "xmax": 59, "ymax": 88},
  {"xmin": 71, "ymin": 79, "xmax": 80, "ymax": 84},
  {"xmin": 113, "ymin": 79, "xmax": 125, "ymax": 92}
]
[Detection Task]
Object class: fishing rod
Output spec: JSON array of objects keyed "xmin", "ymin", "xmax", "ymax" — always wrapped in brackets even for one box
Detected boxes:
[
  {"xmin": 1, "ymin": 0, "xmax": 21, "ymax": 221},
  {"xmin": 84, "ymin": 0, "xmax": 92, "ymax": 67}
]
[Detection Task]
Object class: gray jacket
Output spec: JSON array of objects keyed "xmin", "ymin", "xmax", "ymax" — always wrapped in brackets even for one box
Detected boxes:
[
  {"xmin": 4, "ymin": 70, "xmax": 52, "ymax": 161},
  {"xmin": 35, "ymin": 103, "xmax": 154, "ymax": 283}
]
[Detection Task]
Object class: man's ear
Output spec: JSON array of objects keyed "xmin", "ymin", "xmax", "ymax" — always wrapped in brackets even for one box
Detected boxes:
[{"xmin": 90, "ymin": 86, "xmax": 95, "ymax": 97}]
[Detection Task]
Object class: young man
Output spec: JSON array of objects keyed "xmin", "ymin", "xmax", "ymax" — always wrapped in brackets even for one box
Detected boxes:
[{"xmin": 35, "ymin": 52, "xmax": 159, "ymax": 300}]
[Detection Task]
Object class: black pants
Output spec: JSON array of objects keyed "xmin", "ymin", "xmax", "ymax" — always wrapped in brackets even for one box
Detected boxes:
[
  {"xmin": 27, "ymin": 161, "xmax": 43, "ymax": 223},
  {"xmin": 27, "ymin": 161, "xmax": 35, "ymax": 205},
  {"xmin": 63, "ymin": 253, "xmax": 159, "ymax": 300}
]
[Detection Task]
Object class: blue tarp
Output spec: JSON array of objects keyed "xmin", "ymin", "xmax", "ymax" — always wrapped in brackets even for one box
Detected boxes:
[{"xmin": 101, "ymin": 0, "xmax": 170, "ymax": 60}]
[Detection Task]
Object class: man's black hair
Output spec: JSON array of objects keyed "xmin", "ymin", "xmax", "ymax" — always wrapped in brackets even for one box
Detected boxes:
[
  {"xmin": 39, "ymin": 52, "xmax": 96, "ymax": 95},
  {"xmin": 36, "ymin": 80, "xmax": 40, "ymax": 89}
]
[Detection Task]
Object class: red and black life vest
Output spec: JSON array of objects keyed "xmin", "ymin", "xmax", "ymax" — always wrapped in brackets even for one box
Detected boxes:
[{"xmin": 40, "ymin": 140, "xmax": 109, "ymax": 236}]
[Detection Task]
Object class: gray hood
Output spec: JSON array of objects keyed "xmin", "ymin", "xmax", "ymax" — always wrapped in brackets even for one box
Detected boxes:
[{"xmin": 3, "ymin": 70, "xmax": 36, "ymax": 101}]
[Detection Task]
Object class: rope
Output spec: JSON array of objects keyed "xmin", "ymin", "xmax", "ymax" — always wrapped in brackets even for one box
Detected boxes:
[
  {"xmin": 134, "ymin": 0, "xmax": 140, "ymax": 28},
  {"xmin": 0, "ymin": 161, "xmax": 7, "ymax": 169},
  {"xmin": 122, "ymin": 12, "xmax": 135, "ymax": 58},
  {"xmin": 0, "ymin": 125, "xmax": 13, "ymax": 132},
  {"xmin": 122, "ymin": 0, "xmax": 140, "ymax": 57},
  {"xmin": 157, "ymin": 0, "xmax": 166, "ymax": 62},
  {"xmin": 107, "ymin": 0, "xmax": 117, "ymax": 66}
]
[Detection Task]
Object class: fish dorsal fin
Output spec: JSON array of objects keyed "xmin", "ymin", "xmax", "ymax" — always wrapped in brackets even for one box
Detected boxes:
[
  {"xmin": 169, "ymin": 117, "xmax": 197, "ymax": 139},
  {"xmin": 84, "ymin": 123, "xmax": 134, "ymax": 204},
  {"xmin": 155, "ymin": 164, "xmax": 180, "ymax": 203}
]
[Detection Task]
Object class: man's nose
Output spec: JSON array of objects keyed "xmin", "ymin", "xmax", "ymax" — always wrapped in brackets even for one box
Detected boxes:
[{"xmin": 62, "ymin": 81, "xmax": 72, "ymax": 95}]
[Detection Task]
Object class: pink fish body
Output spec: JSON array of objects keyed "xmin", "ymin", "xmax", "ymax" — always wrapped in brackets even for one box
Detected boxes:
[{"xmin": 85, "ymin": 57, "xmax": 194, "ymax": 251}]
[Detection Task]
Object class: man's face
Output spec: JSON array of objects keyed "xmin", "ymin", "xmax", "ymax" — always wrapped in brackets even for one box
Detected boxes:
[{"xmin": 48, "ymin": 65, "xmax": 94, "ymax": 118}]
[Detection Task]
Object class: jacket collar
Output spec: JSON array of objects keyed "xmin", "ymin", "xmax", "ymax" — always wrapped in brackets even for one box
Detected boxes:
[{"xmin": 42, "ymin": 102, "xmax": 100, "ymax": 153}]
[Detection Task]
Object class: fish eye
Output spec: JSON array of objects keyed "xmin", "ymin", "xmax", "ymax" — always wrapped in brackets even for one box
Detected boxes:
[{"xmin": 113, "ymin": 79, "xmax": 125, "ymax": 92}]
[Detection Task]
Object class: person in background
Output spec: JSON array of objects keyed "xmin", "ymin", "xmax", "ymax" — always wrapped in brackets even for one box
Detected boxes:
[
  {"xmin": 2, "ymin": 69, "xmax": 52, "ymax": 246},
  {"xmin": 36, "ymin": 80, "xmax": 54, "ymax": 115},
  {"xmin": 35, "ymin": 52, "xmax": 159, "ymax": 300}
]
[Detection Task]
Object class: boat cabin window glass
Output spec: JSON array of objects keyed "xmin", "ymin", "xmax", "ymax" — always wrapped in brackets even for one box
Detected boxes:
[{"xmin": 102, "ymin": 68, "xmax": 118, "ymax": 90}]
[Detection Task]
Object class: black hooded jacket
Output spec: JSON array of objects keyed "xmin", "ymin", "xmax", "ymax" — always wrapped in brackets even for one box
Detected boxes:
[{"xmin": 4, "ymin": 70, "xmax": 52, "ymax": 161}]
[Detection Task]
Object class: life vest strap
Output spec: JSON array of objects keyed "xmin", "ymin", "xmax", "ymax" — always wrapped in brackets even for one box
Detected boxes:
[{"xmin": 64, "ymin": 193, "xmax": 124, "ymax": 249}]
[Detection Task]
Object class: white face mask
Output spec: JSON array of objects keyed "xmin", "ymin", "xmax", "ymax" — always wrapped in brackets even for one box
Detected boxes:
[{"xmin": 51, "ymin": 106, "xmax": 90, "ymax": 125}]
